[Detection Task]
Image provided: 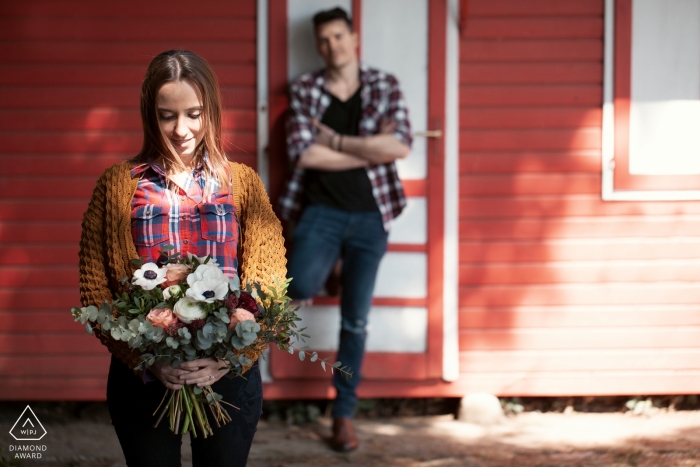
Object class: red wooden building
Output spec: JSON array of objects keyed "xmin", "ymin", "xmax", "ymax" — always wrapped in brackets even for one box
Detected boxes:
[{"xmin": 2, "ymin": 0, "xmax": 699, "ymax": 400}]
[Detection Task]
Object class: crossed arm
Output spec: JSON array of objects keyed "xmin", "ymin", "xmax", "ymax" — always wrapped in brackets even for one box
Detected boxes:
[{"xmin": 296, "ymin": 119, "xmax": 411, "ymax": 171}]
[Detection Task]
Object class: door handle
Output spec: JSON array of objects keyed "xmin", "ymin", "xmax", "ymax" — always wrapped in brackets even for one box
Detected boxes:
[{"xmin": 414, "ymin": 130, "xmax": 443, "ymax": 138}]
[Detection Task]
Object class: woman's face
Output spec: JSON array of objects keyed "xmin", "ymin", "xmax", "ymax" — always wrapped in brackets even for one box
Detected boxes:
[{"xmin": 156, "ymin": 79, "xmax": 204, "ymax": 161}]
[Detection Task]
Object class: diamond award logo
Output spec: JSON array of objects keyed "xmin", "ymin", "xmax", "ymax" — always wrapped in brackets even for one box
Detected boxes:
[{"xmin": 9, "ymin": 406, "xmax": 47, "ymax": 441}]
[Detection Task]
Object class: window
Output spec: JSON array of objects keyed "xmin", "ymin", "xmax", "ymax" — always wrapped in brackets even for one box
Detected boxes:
[{"xmin": 603, "ymin": 0, "xmax": 700, "ymax": 199}]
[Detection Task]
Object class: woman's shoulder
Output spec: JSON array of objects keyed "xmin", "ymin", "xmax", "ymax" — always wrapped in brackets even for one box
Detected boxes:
[
  {"xmin": 96, "ymin": 160, "xmax": 134, "ymax": 184},
  {"xmin": 227, "ymin": 161, "xmax": 264, "ymax": 187}
]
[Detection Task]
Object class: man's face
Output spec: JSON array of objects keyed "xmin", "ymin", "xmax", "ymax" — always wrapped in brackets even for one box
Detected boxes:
[{"xmin": 315, "ymin": 19, "xmax": 358, "ymax": 69}]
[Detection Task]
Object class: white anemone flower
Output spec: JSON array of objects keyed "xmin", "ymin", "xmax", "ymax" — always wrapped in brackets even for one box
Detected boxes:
[
  {"xmin": 173, "ymin": 297, "xmax": 208, "ymax": 323},
  {"xmin": 187, "ymin": 263, "xmax": 226, "ymax": 287},
  {"xmin": 163, "ymin": 285, "xmax": 183, "ymax": 300},
  {"xmin": 186, "ymin": 277, "xmax": 229, "ymax": 303},
  {"xmin": 187, "ymin": 252, "xmax": 219, "ymax": 267},
  {"xmin": 132, "ymin": 263, "xmax": 167, "ymax": 290}
]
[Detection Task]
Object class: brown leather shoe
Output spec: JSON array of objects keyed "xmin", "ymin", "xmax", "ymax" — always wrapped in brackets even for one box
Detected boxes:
[{"xmin": 330, "ymin": 417, "xmax": 359, "ymax": 452}]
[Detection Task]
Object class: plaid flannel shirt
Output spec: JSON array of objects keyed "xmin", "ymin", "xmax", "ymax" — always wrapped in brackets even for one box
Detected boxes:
[
  {"xmin": 278, "ymin": 63, "xmax": 412, "ymax": 230},
  {"xmin": 130, "ymin": 162, "xmax": 239, "ymax": 278}
]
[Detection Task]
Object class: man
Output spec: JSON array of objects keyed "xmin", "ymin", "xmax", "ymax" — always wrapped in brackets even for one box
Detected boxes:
[{"xmin": 278, "ymin": 7, "xmax": 412, "ymax": 452}]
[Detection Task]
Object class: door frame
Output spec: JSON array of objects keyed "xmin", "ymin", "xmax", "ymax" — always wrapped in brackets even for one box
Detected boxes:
[{"xmin": 263, "ymin": 0, "xmax": 453, "ymax": 387}]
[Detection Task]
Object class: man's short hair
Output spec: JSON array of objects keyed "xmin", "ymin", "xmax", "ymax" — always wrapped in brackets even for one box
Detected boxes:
[{"xmin": 312, "ymin": 7, "xmax": 353, "ymax": 32}]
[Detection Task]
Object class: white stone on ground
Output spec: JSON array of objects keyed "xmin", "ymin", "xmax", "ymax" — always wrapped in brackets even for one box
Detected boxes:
[{"xmin": 458, "ymin": 393, "xmax": 505, "ymax": 426}]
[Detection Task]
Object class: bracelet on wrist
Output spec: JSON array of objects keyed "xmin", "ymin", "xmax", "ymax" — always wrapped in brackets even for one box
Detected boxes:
[{"xmin": 338, "ymin": 135, "xmax": 344, "ymax": 153}]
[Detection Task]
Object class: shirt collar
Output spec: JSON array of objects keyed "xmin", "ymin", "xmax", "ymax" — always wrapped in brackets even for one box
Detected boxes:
[
  {"xmin": 130, "ymin": 158, "xmax": 205, "ymax": 179},
  {"xmin": 314, "ymin": 61, "xmax": 377, "ymax": 92}
]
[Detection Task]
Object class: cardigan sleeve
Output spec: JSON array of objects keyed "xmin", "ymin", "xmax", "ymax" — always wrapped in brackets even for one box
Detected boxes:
[
  {"xmin": 78, "ymin": 170, "xmax": 113, "ymax": 308},
  {"xmin": 235, "ymin": 163, "xmax": 288, "ymax": 292}
]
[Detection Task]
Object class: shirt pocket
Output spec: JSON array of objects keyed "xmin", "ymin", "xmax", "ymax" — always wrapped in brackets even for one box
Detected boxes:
[
  {"xmin": 131, "ymin": 204, "xmax": 170, "ymax": 247},
  {"xmin": 198, "ymin": 202, "xmax": 238, "ymax": 244}
]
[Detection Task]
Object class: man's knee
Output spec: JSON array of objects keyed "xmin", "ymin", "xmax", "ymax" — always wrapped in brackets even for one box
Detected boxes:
[
  {"xmin": 287, "ymin": 279, "xmax": 317, "ymax": 301},
  {"xmin": 341, "ymin": 318, "xmax": 367, "ymax": 335}
]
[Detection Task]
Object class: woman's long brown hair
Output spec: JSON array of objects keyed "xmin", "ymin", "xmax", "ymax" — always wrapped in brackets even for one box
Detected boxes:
[{"xmin": 132, "ymin": 50, "xmax": 229, "ymax": 196}]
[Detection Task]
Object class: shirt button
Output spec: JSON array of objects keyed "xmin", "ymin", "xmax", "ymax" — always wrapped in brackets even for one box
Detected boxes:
[
  {"xmin": 183, "ymin": 239, "xmax": 189, "ymax": 244},
  {"xmin": 145, "ymin": 209, "xmax": 151, "ymax": 215},
  {"xmin": 181, "ymin": 215, "xmax": 187, "ymax": 220}
]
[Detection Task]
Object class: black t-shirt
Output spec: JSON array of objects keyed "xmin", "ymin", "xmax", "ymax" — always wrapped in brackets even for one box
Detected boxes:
[{"xmin": 303, "ymin": 86, "xmax": 378, "ymax": 212}]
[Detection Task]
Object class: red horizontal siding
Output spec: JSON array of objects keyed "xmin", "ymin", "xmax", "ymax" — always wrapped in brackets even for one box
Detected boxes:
[
  {"xmin": 461, "ymin": 85, "xmax": 602, "ymax": 106},
  {"xmin": 461, "ymin": 63, "xmax": 603, "ymax": 84},
  {"xmin": 459, "ymin": 0, "xmax": 700, "ymax": 396},
  {"xmin": 2, "ymin": 131, "xmax": 256, "ymax": 154},
  {"xmin": 460, "ymin": 108, "xmax": 602, "ymax": 129},
  {"xmin": 0, "ymin": 19, "xmax": 256, "ymax": 41},
  {"xmin": 460, "ymin": 260, "xmax": 700, "ymax": 284},
  {"xmin": 463, "ymin": 18, "xmax": 603, "ymax": 39},
  {"xmin": 460, "ymin": 128, "xmax": 601, "ymax": 151},
  {"xmin": 459, "ymin": 238, "xmax": 700, "ymax": 262},
  {"xmin": 0, "ymin": 247, "xmax": 78, "ymax": 265},
  {"xmin": 0, "ymin": 64, "xmax": 255, "ymax": 86},
  {"xmin": 2, "ymin": 1, "xmax": 256, "ymax": 18},
  {"xmin": 459, "ymin": 283, "xmax": 700, "ymax": 306},
  {"xmin": 459, "ymin": 328, "xmax": 700, "ymax": 351},
  {"xmin": 461, "ymin": 152, "xmax": 600, "ymax": 173},
  {"xmin": 460, "ymin": 217, "xmax": 700, "ymax": 239},
  {"xmin": 0, "ymin": 110, "xmax": 256, "ymax": 131},
  {"xmin": 460, "ymin": 305, "xmax": 700, "ymax": 328},
  {"xmin": 460, "ymin": 196, "xmax": 700, "ymax": 217},
  {"xmin": 2, "ymin": 86, "xmax": 256, "ymax": 109},
  {"xmin": 460, "ymin": 349, "xmax": 700, "ymax": 372},
  {"xmin": 1, "ymin": 153, "xmax": 257, "ymax": 177},
  {"xmin": 468, "ymin": 0, "xmax": 604, "ymax": 16},
  {"xmin": 0, "ymin": 0, "xmax": 259, "ymax": 400},
  {"xmin": 461, "ymin": 40, "xmax": 603, "ymax": 62},
  {"xmin": 0, "ymin": 41, "xmax": 257, "ymax": 64},
  {"xmin": 460, "ymin": 173, "xmax": 600, "ymax": 195}
]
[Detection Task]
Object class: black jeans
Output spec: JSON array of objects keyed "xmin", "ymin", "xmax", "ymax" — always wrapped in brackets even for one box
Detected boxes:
[{"xmin": 107, "ymin": 355, "xmax": 262, "ymax": 467}]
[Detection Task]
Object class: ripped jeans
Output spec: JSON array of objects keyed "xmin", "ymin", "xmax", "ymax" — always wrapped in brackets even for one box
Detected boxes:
[{"xmin": 286, "ymin": 205, "xmax": 389, "ymax": 418}]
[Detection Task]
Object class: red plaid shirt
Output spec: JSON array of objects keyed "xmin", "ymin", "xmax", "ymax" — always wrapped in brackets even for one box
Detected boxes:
[
  {"xmin": 130, "ymin": 162, "xmax": 239, "ymax": 278},
  {"xmin": 278, "ymin": 63, "xmax": 412, "ymax": 230}
]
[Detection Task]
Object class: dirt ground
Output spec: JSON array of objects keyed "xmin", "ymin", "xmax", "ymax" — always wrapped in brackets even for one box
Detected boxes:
[{"xmin": 1, "ymin": 402, "xmax": 699, "ymax": 467}]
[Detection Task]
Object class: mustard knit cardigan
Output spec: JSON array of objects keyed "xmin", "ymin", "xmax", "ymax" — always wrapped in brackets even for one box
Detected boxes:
[{"xmin": 79, "ymin": 161, "xmax": 287, "ymax": 370}]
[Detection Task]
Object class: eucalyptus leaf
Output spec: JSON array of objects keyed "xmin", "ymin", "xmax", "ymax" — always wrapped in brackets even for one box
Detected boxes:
[{"xmin": 239, "ymin": 355, "xmax": 252, "ymax": 367}]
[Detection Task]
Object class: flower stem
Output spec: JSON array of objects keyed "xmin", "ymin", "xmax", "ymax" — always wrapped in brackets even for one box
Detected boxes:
[{"xmin": 181, "ymin": 386, "xmax": 197, "ymax": 438}]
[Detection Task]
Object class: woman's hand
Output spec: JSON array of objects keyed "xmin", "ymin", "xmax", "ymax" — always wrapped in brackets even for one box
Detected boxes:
[
  {"xmin": 150, "ymin": 360, "xmax": 192, "ymax": 390},
  {"xmin": 178, "ymin": 358, "xmax": 230, "ymax": 387}
]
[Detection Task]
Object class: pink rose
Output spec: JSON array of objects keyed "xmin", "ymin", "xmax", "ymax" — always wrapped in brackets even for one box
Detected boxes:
[
  {"xmin": 228, "ymin": 308, "xmax": 256, "ymax": 329},
  {"xmin": 146, "ymin": 308, "xmax": 178, "ymax": 329},
  {"xmin": 161, "ymin": 264, "xmax": 190, "ymax": 288}
]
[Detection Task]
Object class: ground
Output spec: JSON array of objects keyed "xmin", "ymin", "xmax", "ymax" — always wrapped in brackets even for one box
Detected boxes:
[{"xmin": 1, "ymin": 402, "xmax": 699, "ymax": 467}]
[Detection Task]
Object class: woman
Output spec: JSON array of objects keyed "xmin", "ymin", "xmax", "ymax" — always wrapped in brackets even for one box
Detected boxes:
[{"xmin": 78, "ymin": 50, "xmax": 286, "ymax": 466}]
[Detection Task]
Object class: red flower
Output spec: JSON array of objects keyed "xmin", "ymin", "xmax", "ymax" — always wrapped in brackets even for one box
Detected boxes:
[
  {"xmin": 165, "ymin": 321, "xmax": 185, "ymax": 337},
  {"xmin": 225, "ymin": 294, "xmax": 239, "ymax": 312},
  {"xmin": 237, "ymin": 292, "xmax": 259, "ymax": 316},
  {"xmin": 187, "ymin": 319, "xmax": 206, "ymax": 333}
]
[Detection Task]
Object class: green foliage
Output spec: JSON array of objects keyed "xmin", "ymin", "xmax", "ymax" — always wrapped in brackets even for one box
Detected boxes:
[{"xmin": 72, "ymin": 247, "xmax": 353, "ymax": 380}]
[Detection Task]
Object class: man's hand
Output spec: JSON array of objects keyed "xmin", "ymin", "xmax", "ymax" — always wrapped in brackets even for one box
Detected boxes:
[
  {"xmin": 379, "ymin": 118, "xmax": 398, "ymax": 135},
  {"xmin": 313, "ymin": 120, "xmax": 336, "ymax": 148}
]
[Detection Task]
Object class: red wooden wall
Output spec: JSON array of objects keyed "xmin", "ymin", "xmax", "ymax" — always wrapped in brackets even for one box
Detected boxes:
[
  {"xmin": 458, "ymin": 0, "xmax": 700, "ymax": 395},
  {"xmin": 0, "ymin": 1, "xmax": 258, "ymax": 399}
]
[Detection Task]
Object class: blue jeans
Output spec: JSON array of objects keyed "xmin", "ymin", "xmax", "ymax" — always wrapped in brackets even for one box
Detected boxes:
[
  {"xmin": 107, "ymin": 355, "xmax": 262, "ymax": 467},
  {"xmin": 286, "ymin": 205, "xmax": 389, "ymax": 418}
]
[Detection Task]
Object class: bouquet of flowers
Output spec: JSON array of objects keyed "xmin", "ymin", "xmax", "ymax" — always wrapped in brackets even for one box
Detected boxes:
[{"xmin": 72, "ymin": 245, "xmax": 351, "ymax": 438}]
